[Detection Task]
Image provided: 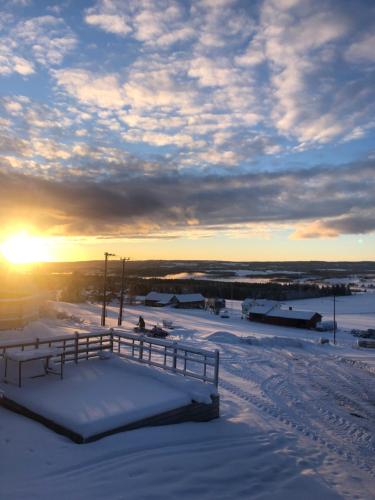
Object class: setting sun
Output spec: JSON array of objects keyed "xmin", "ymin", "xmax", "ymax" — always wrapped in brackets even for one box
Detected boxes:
[{"xmin": 0, "ymin": 232, "xmax": 52, "ymax": 264}]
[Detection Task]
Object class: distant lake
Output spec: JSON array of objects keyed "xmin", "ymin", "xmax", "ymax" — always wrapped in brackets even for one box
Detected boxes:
[{"xmin": 147, "ymin": 272, "xmax": 279, "ymax": 284}]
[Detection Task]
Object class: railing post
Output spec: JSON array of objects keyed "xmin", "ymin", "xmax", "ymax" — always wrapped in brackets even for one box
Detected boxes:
[
  {"xmin": 214, "ymin": 349, "xmax": 220, "ymax": 387},
  {"xmin": 35, "ymin": 337, "xmax": 39, "ymax": 349},
  {"xmin": 63, "ymin": 339, "xmax": 66, "ymax": 364},
  {"xmin": 173, "ymin": 342, "xmax": 177, "ymax": 371},
  {"xmin": 139, "ymin": 337, "xmax": 144, "ymax": 361},
  {"xmin": 109, "ymin": 328, "xmax": 114, "ymax": 352},
  {"xmin": 74, "ymin": 331, "xmax": 79, "ymax": 364}
]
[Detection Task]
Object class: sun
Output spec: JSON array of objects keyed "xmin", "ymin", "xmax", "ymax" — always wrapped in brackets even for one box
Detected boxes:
[{"xmin": 0, "ymin": 232, "xmax": 52, "ymax": 264}]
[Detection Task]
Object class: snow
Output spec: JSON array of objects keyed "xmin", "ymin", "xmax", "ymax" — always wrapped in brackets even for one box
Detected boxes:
[
  {"xmin": 1, "ymin": 293, "xmax": 375, "ymax": 499},
  {"xmin": 5, "ymin": 346, "xmax": 60, "ymax": 361},
  {"xmin": 145, "ymin": 291, "xmax": 175, "ymax": 302},
  {"xmin": 242, "ymin": 299, "xmax": 280, "ymax": 315},
  {"xmin": 1, "ymin": 356, "xmax": 215, "ymax": 439}
]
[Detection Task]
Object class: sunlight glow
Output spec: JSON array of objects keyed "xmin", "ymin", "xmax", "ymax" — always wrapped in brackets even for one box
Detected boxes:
[{"xmin": 0, "ymin": 232, "xmax": 52, "ymax": 264}]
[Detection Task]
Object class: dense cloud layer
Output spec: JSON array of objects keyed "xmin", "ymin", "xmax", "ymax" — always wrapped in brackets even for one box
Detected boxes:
[
  {"xmin": 0, "ymin": 0, "xmax": 374, "ymax": 246},
  {"xmin": 0, "ymin": 160, "xmax": 373, "ymax": 239}
]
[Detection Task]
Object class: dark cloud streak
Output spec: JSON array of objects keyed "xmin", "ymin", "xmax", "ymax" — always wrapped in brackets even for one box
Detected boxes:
[{"xmin": 0, "ymin": 160, "xmax": 374, "ymax": 238}]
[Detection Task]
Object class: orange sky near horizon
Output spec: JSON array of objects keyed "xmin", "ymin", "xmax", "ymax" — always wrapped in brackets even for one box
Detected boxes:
[{"xmin": 0, "ymin": 230, "xmax": 373, "ymax": 264}]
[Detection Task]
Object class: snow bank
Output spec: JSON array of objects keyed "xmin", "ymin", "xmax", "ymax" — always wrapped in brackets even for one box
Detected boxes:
[
  {"xmin": 241, "ymin": 336, "xmax": 307, "ymax": 349},
  {"xmin": 207, "ymin": 331, "xmax": 309, "ymax": 349},
  {"xmin": 206, "ymin": 331, "xmax": 241, "ymax": 344}
]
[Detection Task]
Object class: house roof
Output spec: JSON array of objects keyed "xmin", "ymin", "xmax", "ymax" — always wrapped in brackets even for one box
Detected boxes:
[
  {"xmin": 175, "ymin": 293, "xmax": 205, "ymax": 303},
  {"xmin": 266, "ymin": 309, "xmax": 321, "ymax": 320},
  {"xmin": 248, "ymin": 305, "xmax": 276, "ymax": 315},
  {"xmin": 244, "ymin": 299, "xmax": 279, "ymax": 315},
  {"xmin": 158, "ymin": 297, "xmax": 176, "ymax": 305},
  {"xmin": 145, "ymin": 291, "xmax": 205, "ymax": 304},
  {"xmin": 145, "ymin": 292, "xmax": 176, "ymax": 302}
]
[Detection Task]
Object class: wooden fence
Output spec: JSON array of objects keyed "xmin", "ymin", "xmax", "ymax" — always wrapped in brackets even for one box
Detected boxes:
[
  {"xmin": 112, "ymin": 331, "xmax": 219, "ymax": 387},
  {"xmin": 0, "ymin": 330, "xmax": 220, "ymax": 387}
]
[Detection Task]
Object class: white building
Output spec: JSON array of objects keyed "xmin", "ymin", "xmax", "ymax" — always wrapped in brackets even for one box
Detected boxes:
[{"xmin": 241, "ymin": 298, "xmax": 280, "ymax": 317}]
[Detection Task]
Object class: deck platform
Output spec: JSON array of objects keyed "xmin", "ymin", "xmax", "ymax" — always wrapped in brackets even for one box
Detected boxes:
[{"xmin": 0, "ymin": 356, "xmax": 219, "ymax": 443}]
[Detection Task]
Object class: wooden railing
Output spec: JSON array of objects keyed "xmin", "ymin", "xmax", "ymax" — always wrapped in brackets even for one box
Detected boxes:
[
  {"xmin": 0, "ymin": 330, "xmax": 220, "ymax": 387},
  {"xmin": 0, "ymin": 331, "xmax": 112, "ymax": 365},
  {"xmin": 112, "ymin": 331, "xmax": 219, "ymax": 387}
]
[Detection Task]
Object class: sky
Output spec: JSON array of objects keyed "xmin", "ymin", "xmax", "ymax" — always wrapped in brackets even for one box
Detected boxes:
[{"xmin": 0, "ymin": 0, "xmax": 374, "ymax": 262}]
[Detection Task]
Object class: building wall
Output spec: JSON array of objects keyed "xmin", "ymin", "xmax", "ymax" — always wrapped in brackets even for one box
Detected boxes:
[
  {"xmin": 0, "ymin": 295, "xmax": 40, "ymax": 330},
  {"xmin": 248, "ymin": 312, "xmax": 322, "ymax": 329},
  {"xmin": 175, "ymin": 301, "xmax": 205, "ymax": 309}
]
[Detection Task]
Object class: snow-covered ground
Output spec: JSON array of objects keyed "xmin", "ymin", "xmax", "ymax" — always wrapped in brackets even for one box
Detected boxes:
[{"xmin": 1, "ymin": 294, "xmax": 375, "ymax": 499}]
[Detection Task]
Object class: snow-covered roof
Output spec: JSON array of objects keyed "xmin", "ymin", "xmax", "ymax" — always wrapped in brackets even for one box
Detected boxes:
[
  {"xmin": 244, "ymin": 299, "xmax": 279, "ymax": 315},
  {"xmin": 158, "ymin": 297, "xmax": 176, "ymax": 305},
  {"xmin": 175, "ymin": 293, "xmax": 205, "ymax": 303},
  {"xmin": 248, "ymin": 305, "xmax": 276, "ymax": 315},
  {"xmin": 145, "ymin": 292, "xmax": 176, "ymax": 302},
  {"xmin": 146, "ymin": 292, "xmax": 205, "ymax": 303},
  {"xmin": 267, "ymin": 309, "xmax": 320, "ymax": 320}
]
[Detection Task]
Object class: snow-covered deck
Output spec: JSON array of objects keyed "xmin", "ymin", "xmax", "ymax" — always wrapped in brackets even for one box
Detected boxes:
[{"xmin": 0, "ymin": 355, "xmax": 218, "ymax": 443}]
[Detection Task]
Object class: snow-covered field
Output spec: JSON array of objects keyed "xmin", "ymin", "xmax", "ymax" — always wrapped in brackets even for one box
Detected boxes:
[{"xmin": 1, "ymin": 294, "xmax": 375, "ymax": 499}]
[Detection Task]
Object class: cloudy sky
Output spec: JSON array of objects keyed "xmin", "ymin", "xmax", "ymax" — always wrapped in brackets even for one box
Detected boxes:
[{"xmin": 0, "ymin": 0, "xmax": 374, "ymax": 261}]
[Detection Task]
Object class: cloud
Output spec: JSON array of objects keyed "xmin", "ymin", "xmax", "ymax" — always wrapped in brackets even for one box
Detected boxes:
[
  {"xmin": 85, "ymin": 14, "xmax": 132, "ymax": 36},
  {"xmin": 50, "ymin": 0, "xmax": 374, "ymax": 168},
  {"xmin": 2, "ymin": 0, "xmax": 375, "ymax": 199},
  {"xmin": 345, "ymin": 33, "xmax": 375, "ymax": 63},
  {"xmin": 0, "ymin": 49, "xmax": 34, "ymax": 76},
  {"xmin": 13, "ymin": 15, "xmax": 77, "ymax": 66},
  {"xmin": 0, "ymin": 13, "xmax": 77, "ymax": 78},
  {"xmin": 85, "ymin": 0, "xmax": 193, "ymax": 47},
  {"xmin": 257, "ymin": 0, "xmax": 375, "ymax": 143},
  {"xmin": 293, "ymin": 211, "xmax": 375, "ymax": 239},
  {"xmin": 0, "ymin": 159, "xmax": 373, "ymax": 238},
  {"xmin": 53, "ymin": 69, "xmax": 126, "ymax": 109}
]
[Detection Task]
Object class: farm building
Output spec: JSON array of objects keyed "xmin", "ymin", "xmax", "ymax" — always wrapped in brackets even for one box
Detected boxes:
[
  {"xmin": 242, "ymin": 298, "xmax": 322, "ymax": 329},
  {"xmin": 174, "ymin": 294, "xmax": 205, "ymax": 309},
  {"xmin": 145, "ymin": 292, "xmax": 206, "ymax": 309},
  {"xmin": 144, "ymin": 292, "xmax": 177, "ymax": 307},
  {"xmin": 242, "ymin": 298, "xmax": 280, "ymax": 317},
  {"xmin": 249, "ymin": 308, "xmax": 322, "ymax": 329}
]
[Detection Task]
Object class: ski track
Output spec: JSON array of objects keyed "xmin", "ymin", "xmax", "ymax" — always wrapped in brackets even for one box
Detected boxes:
[{"xmin": 219, "ymin": 345, "xmax": 375, "ymax": 478}]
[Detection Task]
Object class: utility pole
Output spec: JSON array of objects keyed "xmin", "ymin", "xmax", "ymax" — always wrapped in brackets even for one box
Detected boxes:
[
  {"xmin": 333, "ymin": 294, "xmax": 336, "ymax": 345},
  {"xmin": 118, "ymin": 257, "xmax": 130, "ymax": 326},
  {"xmin": 101, "ymin": 252, "xmax": 115, "ymax": 327}
]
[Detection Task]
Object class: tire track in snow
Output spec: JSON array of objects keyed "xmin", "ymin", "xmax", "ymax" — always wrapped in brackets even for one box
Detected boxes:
[
  {"xmin": 262, "ymin": 373, "xmax": 375, "ymax": 454},
  {"xmin": 220, "ymin": 351, "xmax": 375, "ymax": 478}
]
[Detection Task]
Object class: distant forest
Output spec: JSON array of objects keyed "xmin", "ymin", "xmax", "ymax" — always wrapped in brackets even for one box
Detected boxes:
[
  {"xmin": 54, "ymin": 273, "xmax": 352, "ymax": 303},
  {"xmin": 28, "ymin": 261, "xmax": 357, "ymax": 303},
  {"xmin": 126, "ymin": 278, "xmax": 351, "ymax": 302}
]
